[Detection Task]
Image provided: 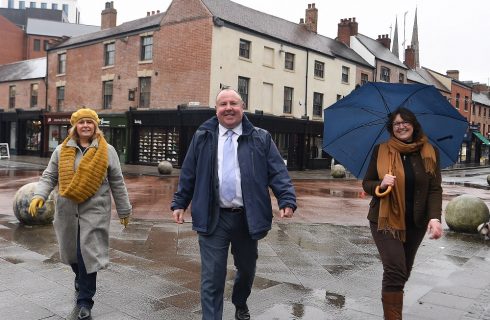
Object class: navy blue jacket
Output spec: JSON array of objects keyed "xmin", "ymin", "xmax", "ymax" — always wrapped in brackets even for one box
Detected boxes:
[{"xmin": 171, "ymin": 115, "xmax": 296, "ymax": 239}]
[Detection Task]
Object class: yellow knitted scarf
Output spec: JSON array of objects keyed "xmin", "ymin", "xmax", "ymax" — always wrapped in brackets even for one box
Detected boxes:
[{"xmin": 58, "ymin": 136, "xmax": 109, "ymax": 203}]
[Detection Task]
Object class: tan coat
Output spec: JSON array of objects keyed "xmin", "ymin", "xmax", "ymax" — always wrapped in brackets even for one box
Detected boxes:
[{"xmin": 34, "ymin": 138, "xmax": 131, "ymax": 273}]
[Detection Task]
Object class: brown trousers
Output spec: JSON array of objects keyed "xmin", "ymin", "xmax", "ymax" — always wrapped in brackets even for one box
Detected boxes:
[{"xmin": 370, "ymin": 222, "xmax": 426, "ymax": 292}]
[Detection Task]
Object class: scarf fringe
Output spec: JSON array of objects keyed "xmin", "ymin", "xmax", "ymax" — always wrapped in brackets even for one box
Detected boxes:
[{"xmin": 378, "ymin": 217, "xmax": 407, "ymax": 242}]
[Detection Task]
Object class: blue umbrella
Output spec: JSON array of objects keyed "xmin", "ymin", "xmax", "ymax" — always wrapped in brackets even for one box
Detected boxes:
[{"xmin": 323, "ymin": 82, "xmax": 468, "ymax": 179}]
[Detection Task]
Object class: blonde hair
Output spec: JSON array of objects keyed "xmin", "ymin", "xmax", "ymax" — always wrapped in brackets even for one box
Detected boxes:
[{"xmin": 68, "ymin": 119, "xmax": 104, "ymax": 143}]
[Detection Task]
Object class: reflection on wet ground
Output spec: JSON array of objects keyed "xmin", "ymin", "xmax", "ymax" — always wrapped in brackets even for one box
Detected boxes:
[{"xmin": 1, "ymin": 165, "xmax": 490, "ymax": 319}]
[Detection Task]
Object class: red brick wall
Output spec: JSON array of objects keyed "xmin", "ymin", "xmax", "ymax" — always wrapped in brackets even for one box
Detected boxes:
[
  {"xmin": 450, "ymin": 82, "xmax": 472, "ymax": 122},
  {"xmin": 26, "ymin": 35, "xmax": 59, "ymax": 59},
  {"xmin": 0, "ymin": 78, "xmax": 46, "ymax": 110},
  {"xmin": 0, "ymin": 16, "xmax": 24, "ymax": 64}
]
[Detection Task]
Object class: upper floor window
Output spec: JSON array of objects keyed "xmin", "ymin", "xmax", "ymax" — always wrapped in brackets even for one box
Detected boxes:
[
  {"xmin": 102, "ymin": 81, "xmax": 113, "ymax": 109},
  {"xmin": 283, "ymin": 87, "xmax": 293, "ymax": 114},
  {"xmin": 9, "ymin": 85, "xmax": 16, "ymax": 109},
  {"xmin": 62, "ymin": 4, "xmax": 69, "ymax": 15},
  {"xmin": 30, "ymin": 2, "xmax": 36, "ymax": 8},
  {"xmin": 19, "ymin": 1, "xmax": 25, "ymax": 9},
  {"xmin": 313, "ymin": 92, "xmax": 323, "ymax": 117},
  {"xmin": 33, "ymin": 39, "xmax": 41, "ymax": 51},
  {"xmin": 464, "ymin": 96, "xmax": 469, "ymax": 111},
  {"xmin": 285, "ymin": 52, "xmax": 295, "ymax": 70},
  {"xmin": 139, "ymin": 77, "xmax": 151, "ymax": 108},
  {"xmin": 58, "ymin": 53, "xmax": 66, "ymax": 74},
  {"xmin": 341, "ymin": 66, "xmax": 350, "ymax": 83},
  {"xmin": 314, "ymin": 61, "xmax": 324, "ymax": 78},
  {"xmin": 43, "ymin": 40, "xmax": 49, "ymax": 50},
  {"xmin": 140, "ymin": 36, "xmax": 153, "ymax": 61},
  {"xmin": 239, "ymin": 39, "xmax": 251, "ymax": 59},
  {"xmin": 104, "ymin": 42, "xmax": 115, "ymax": 66},
  {"xmin": 263, "ymin": 46, "xmax": 274, "ymax": 67},
  {"xmin": 52, "ymin": 3, "xmax": 58, "ymax": 10},
  {"xmin": 56, "ymin": 86, "xmax": 65, "ymax": 111},
  {"xmin": 478, "ymin": 105, "xmax": 482, "ymax": 117},
  {"xmin": 361, "ymin": 73, "xmax": 369, "ymax": 85},
  {"xmin": 380, "ymin": 67, "xmax": 390, "ymax": 82},
  {"xmin": 399, "ymin": 73, "xmax": 404, "ymax": 83},
  {"xmin": 41, "ymin": 2, "xmax": 47, "ymax": 9},
  {"xmin": 238, "ymin": 76, "xmax": 249, "ymax": 110},
  {"xmin": 30, "ymin": 83, "xmax": 38, "ymax": 108},
  {"xmin": 455, "ymin": 93, "xmax": 460, "ymax": 109},
  {"xmin": 472, "ymin": 103, "xmax": 476, "ymax": 115},
  {"xmin": 8, "ymin": 0, "xmax": 14, "ymax": 8}
]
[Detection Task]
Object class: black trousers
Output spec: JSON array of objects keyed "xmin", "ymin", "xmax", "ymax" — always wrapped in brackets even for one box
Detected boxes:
[
  {"xmin": 71, "ymin": 224, "xmax": 97, "ymax": 309},
  {"xmin": 370, "ymin": 221, "xmax": 426, "ymax": 292}
]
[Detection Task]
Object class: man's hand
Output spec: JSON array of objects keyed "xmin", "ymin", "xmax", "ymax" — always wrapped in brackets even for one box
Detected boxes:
[
  {"xmin": 120, "ymin": 217, "xmax": 129, "ymax": 228},
  {"xmin": 28, "ymin": 198, "xmax": 44, "ymax": 217},
  {"xmin": 172, "ymin": 209, "xmax": 185, "ymax": 224},
  {"xmin": 427, "ymin": 218, "xmax": 443, "ymax": 239},
  {"xmin": 280, "ymin": 207, "xmax": 294, "ymax": 218}
]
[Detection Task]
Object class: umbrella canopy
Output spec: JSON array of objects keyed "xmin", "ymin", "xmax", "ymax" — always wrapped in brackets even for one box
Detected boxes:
[{"xmin": 323, "ymin": 82, "xmax": 468, "ymax": 179}]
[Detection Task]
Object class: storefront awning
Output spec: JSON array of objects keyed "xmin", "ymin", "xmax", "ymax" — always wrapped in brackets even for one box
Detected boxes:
[{"xmin": 472, "ymin": 131, "xmax": 490, "ymax": 146}]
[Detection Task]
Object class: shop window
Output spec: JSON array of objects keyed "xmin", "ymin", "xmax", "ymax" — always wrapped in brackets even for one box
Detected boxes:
[
  {"xmin": 48, "ymin": 124, "xmax": 68, "ymax": 151},
  {"xmin": 237, "ymin": 76, "xmax": 249, "ymax": 110},
  {"xmin": 283, "ymin": 86, "xmax": 293, "ymax": 114},
  {"xmin": 102, "ymin": 80, "xmax": 113, "ymax": 109},
  {"xmin": 139, "ymin": 77, "xmax": 151, "ymax": 108},
  {"xmin": 30, "ymin": 83, "xmax": 38, "ymax": 108},
  {"xmin": 25, "ymin": 120, "xmax": 41, "ymax": 151},
  {"xmin": 140, "ymin": 36, "xmax": 153, "ymax": 61},
  {"xmin": 137, "ymin": 127, "xmax": 180, "ymax": 165}
]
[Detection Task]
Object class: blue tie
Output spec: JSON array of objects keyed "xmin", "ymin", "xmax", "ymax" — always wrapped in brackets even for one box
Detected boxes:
[{"xmin": 221, "ymin": 130, "xmax": 236, "ymax": 202}]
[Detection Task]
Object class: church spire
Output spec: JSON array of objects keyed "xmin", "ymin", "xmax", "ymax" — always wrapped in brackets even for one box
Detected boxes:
[
  {"xmin": 392, "ymin": 16, "xmax": 399, "ymax": 58},
  {"xmin": 410, "ymin": 8, "xmax": 420, "ymax": 67}
]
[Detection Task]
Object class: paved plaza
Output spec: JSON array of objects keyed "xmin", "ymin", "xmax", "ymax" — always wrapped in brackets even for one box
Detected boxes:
[{"xmin": 0, "ymin": 156, "xmax": 489, "ymax": 319}]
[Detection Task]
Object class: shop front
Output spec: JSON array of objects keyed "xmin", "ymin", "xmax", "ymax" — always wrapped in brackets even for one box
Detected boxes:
[
  {"xmin": 0, "ymin": 109, "xmax": 43, "ymax": 156},
  {"xmin": 99, "ymin": 113, "xmax": 129, "ymax": 163},
  {"xmin": 42, "ymin": 113, "xmax": 71, "ymax": 157}
]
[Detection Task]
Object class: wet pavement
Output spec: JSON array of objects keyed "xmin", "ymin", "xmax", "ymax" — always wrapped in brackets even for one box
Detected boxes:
[{"xmin": 0, "ymin": 156, "xmax": 489, "ymax": 319}]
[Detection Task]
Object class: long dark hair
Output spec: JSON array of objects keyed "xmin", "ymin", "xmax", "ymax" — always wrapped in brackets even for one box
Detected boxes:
[{"xmin": 386, "ymin": 107, "xmax": 424, "ymax": 140}]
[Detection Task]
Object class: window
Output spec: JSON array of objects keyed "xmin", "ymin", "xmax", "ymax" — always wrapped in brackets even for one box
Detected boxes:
[
  {"xmin": 380, "ymin": 67, "xmax": 390, "ymax": 82},
  {"xmin": 285, "ymin": 52, "xmax": 295, "ymax": 70},
  {"xmin": 263, "ymin": 46, "xmax": 274, "ymax": 67},
  {"xmin": 8, "ymin": 0, "xmax": 14, "ymax": 8},
  {"xmin": 140, "ymin": 36, "xmax": 153, "ymax": 61},
  {"xmin": 399, "ymin": 73, "xmax": 404, "ymax": 83},
  {"xmin": 52, "ymin": 3, "xmax": 58, "ymax": 10},
  {"xmin": 30, "ymin": 83, "xmax": 38, "ymax": 108},
  {"xmin": 314, "ymin": 60, "xmax": 324, "ymax": 78},
  {"xmin": 237, "ymin": 76, "xmax": 249, "ymax": 109},
  {"xmin": 33, "ymin": 39, "xmax": 41, "ymax": 51},
  {"xmin": 341, "ymin": 66, "xmax": 350, "ymax": 83},
  {"xmin": 62, "ymin": 4, "xmax": 69, "ymax": 15},
  {"xmin": 455, "ymin": 93, "xmax": 460, "ymax": 109},
  {"xmin": 41, "ymin": 2, "xmax": 47, "ymax": 9},
  {"xmin": 30, "ymin": 2, "xmax": 36, "ymax": 8},
  {"xmin": 102, "ymin": 81, "xmax": 113, "ymax": 109},
  {"xmin": 58, "ymin": 53, "xmax": 66, "ymax": 74},
  {"xmin": 19, "ymin": 1, "xmax": 25, "ymax": 9},
  {"xmin": 139, "ymin": 77, "xmax": 151, "ymax": 108},
  {"xmin": 361, "ymin": 73, "xmax": 368, "ymax": 85},
  {"xmin": 472, "ymin": 103, "xmax": 476, "ymax": 115},
  {"xmin": 239, "ymin": 39, "xmax": 251, "ymax": 59},
  {"xmin": 43, "ymin": 40, "xmax": 49, "ymax": 50},
  {"xmin": 464, "ymin": 96, "xmax": 469, "ymax": 111},
  {"xmin": 283, "ymin": 87, "xmax": 293, "ymax": 114},
  {"xmin": 478, "ymin": 105, "xmax": 482, "ymax": 117},
  {"xmin": 313, "ymin": 92, "xmax": 323, "ymax": 117},
  {"xmin": 104, "ymin": 42, "xmax": 115, "ymax": 66},
  {"xmin": 56, "ymin": 86, "xmax": 65, "ymax": 111},
  {"xmin": 9, "ymin": 85, "xmax": 16, "ymax": 109}
]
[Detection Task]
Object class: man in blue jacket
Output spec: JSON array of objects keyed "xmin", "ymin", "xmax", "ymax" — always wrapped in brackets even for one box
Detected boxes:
[{"xmin": 171, "ymin": 88, "xmax": 296, "ymax": 320}]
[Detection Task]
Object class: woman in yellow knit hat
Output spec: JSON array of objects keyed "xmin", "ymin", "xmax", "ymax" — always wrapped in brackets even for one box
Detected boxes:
[{"xmin": 29, "ymin": 107, "xmax": 132, "ymax": 320}]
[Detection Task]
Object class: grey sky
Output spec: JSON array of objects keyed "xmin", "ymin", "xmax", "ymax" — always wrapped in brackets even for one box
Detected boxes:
[{"xmin": 79, "ymin": 0, "xmax": 490, "ymax": 85}]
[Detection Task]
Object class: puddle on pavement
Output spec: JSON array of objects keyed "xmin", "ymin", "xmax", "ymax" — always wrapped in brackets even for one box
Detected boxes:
[
  {"xmin": 296, "ymin": 187, "xmax": 366, "ymax": 199},
  {"xmin": 325, "ymin": 291, "xmax": 345, "ymax": 308},
  {"xmin": 324, "ymin": 264, "xmax": 356, "ymax": 276}
]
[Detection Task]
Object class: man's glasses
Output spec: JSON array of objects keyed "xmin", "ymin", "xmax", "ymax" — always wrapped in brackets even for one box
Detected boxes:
[{"xmin": 392, "ymin": 121, "xmax": 411, "ymax": 128}]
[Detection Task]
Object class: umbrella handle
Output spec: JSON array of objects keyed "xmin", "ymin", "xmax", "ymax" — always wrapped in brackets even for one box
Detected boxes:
[{"xmin": 375, "ymin": 185, "xmax": 392, "ymax": 197}]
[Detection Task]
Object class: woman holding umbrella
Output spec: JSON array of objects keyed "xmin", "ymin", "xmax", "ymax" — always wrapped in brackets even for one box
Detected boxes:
[
  {"xmin": 28, "ymin": 107, "xmax": 132, "ymax": 320},
  {"xmin": 362, "ymin": 107, "xmax": 443, "ymax": 320}
]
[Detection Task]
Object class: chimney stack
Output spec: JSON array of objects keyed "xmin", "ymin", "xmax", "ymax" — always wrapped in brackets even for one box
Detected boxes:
[
  {"xmin": 101, "ymin": 1, "xmax": 117, "ymax": 29},
  {"xmin": 376, "ymin": 34, "xmax": 391, "ymax": 49},
  {"xmin": 337, "ymin": 18, "xmax": 358, "ymax": 47},
  {"xmin": 446, "ymin": 70, "xmax": 460, "ymax": 81},
  {"xmin": 404, "ymin": 45, "xmax": 415, "ymax": 69},
  {"xmin": 304, "ymin": 3, "xmax": 318, "ymax": 33}
]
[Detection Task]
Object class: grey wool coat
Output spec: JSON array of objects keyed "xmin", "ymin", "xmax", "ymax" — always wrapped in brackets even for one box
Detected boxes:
[{"xmin": 34, "ymin": 138, "xmax": 132, "ymax": 273}]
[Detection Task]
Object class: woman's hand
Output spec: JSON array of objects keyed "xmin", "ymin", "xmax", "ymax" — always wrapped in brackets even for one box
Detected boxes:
[
  {"xmin": 380, "ymin": 174, "xmax": 396, "ymax": 190},
  {"xmin": 427, "ymin": 218, "xmax": 443, "ymax": 239}
]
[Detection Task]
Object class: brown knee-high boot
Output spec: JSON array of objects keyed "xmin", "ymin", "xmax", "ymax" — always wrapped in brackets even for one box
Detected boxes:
[{"xmin": 382, "ymin": 291, "xmax": 403, "ymax": 320}]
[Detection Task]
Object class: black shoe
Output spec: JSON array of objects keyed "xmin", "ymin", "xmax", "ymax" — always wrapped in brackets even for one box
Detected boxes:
[
  {"xmin": 74, "ymin": 278, "xmax": 79, "ymax": 292},
  {"xmin": 235, "ymin": 305, "xmax": 250, "ymax": 320},
  {"xmin": 78, "ymin": 306, "xmax": 91, "ymax": 320}
]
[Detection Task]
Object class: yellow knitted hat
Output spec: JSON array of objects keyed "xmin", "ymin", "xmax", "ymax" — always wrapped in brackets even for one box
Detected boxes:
[{"xmin": 70, "ymin": 108, "xmax": 100, "ymax": 126}]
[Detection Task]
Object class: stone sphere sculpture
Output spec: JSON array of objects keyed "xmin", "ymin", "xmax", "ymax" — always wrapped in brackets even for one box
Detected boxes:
[
  {"xmin": 331, "ymin": 164, "xmax": 346, "ymax": 178},
  {"xmin": 445, "ymin": 195, "xmax": 490, "ymax": 233},
  {"xmin": 158, "ymin": 160, "xmax": 173, "ymax": 175},
  {"xmin": 13, "ymin": 182, "xmax": 56, "ymax": 225}
]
